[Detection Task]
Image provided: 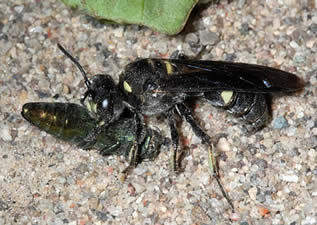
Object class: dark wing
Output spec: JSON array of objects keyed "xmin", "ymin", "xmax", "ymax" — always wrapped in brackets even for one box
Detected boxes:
[{"xmin": 157, "ymin": 60, "xmax": 304, "ymax": 93}]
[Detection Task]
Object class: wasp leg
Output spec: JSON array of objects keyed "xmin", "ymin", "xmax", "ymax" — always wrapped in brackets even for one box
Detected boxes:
[
  {"xmin": 121, "ymin": 112, "xmax": 144, "ymax": 180},
  {"xmin": 171, "ymin": 46, "xmax": 206, "ymax": 60},
  {"xmin": 175, "ymin": 104, "xmax": 212, "ymax": 145},
  {"xmin": 175, "ymin": 104, "xmax": 217, "ymax": 174},
  {"xmin": 208, "ymin": 146, "xmax": 234, "ymax": 211},
  {"xmin": 170, "ymin": 50, "xmax": 189, "ymax": 60},
  {"xmin": 122, "ymin": 141, "xmax": 139, "ymax": 174},
  {"xmin": 134, "ymin": 112, "xmax": 147, "ymax": 145},
  {"xmin": 165, "ymin": 109, "xmax": 180, "ymax": 172},
  {"xmin": 175, "ymin": 104, "xmax": 216, "ymax": 173},
  {"xmin": 120, "ymin": 141, "xmax": 139, "ymax": 181},
  {"xmin": 176, "ymin": 104, "xmax": 234, "ymax": 210},
  {"xmin": 80, "ymin": 89, "xmax": 94, "ymax": 106}
]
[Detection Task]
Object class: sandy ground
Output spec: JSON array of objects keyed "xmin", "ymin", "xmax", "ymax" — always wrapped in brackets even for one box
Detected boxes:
[{"xmin": 0, "ymin": 0, "xmax": 316, "ymax": 224}]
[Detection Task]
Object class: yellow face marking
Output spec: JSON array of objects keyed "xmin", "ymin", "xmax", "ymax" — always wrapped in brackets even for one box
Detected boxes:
[
  {"xmin": 91, "ymin": 102, "xmax": 97, "ymax": 113},
  {"xmin": 123, "ymin": 81, "xmax": 132, "ymax": 93},
  {"xmin": 85, "ymin": 102, "xmax": 92, "ymax": 112},
  {"xmin": 221, "ymin": 91, "xmax": 233, "ymax": 105},
  {"xmin": 53, "ymin": 115, "xmax": 57, "ymax": 121},
  {"xmin": 23, "ymin": 108, "xmax": 28, "ymax": 113},
  {"xmin": 164, "ymin": 61, "xmax": 173, "ymax": 75},
  {"xmin": 65, "ymin": 119, "xmax": 68, "ymax": 125},
  {"xmin": 85, "ymin": 100, "xmax": 97, "ymax": 114}
]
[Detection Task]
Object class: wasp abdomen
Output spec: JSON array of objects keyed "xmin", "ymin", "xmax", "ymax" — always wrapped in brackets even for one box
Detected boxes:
[{"xmin": 204, "ymin": 91, "xmax": 269, "ymax": 130}]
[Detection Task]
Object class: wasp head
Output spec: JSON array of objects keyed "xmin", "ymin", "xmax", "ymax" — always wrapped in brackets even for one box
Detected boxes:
[
  {"xmin": 83, "ymin": 74, "xmax": 125, "ymax": 123},
  {"xmin": 57, "ymin": 43, "xmax": 125, "ymax": 125}
]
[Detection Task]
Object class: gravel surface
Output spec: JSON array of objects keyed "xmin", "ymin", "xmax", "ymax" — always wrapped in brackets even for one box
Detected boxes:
[{"xmin": 0, "ymin": 0, "xmax": 316, "ymax": 224}]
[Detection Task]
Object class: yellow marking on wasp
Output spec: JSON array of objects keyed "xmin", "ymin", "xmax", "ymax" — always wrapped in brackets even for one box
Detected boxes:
[
  {"xmin": 164, "ymin": 61, "xmax": 173, "ymax": 75},
  {"xmin": 23, "ymin": 108, "xmax": 28, "ymax": 113},
  {"xmin": 221, "ymin": 91, "xmax": 233, "ymax": 105},
  {"xmin": 123, "ymin": 81, "xmax": 132, "ymax": 93},
  {"xmin": 53, "ymin": 115, "xmax": 57, "ymax": 121},
  {"xmin": 85, "ymin": 102, "xmax": 92, "ymax": 112},
  {"xmin": 65, "ymin": 119, "xmax": 68, "ymax": 125},
  {"xmin": 85, "ymin": 101, "xmax": 97, "ymax": 114},
  {"xmin": 91, "ymin": 103, "xmax": 97, "ymax": 113}
]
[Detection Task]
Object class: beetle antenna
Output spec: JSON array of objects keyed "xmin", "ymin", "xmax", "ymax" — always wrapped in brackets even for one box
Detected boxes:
[{"xmin": 57, "ymin": 43, "xmax": 91, "ymax": 89}]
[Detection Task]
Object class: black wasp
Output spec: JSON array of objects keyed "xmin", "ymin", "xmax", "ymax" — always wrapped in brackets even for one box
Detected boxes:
[
  {"xmin": 56, "ymin": 44, "xmax": 303, "ymax": 174},
  {"xmin": 22, "ymin": 44, "xmax": 303, "ymax": 209}
]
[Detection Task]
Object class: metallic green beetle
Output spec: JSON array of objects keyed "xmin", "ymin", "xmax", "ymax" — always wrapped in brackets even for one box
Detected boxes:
[{"xmin": 22, "ymin": 102, "xmax": 168, "ymax": 173}]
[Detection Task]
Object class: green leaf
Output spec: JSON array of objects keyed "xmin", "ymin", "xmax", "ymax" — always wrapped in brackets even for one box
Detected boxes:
[{"xmin": 61, "ymin": 0, "xmax": 199, "ymax": 35}]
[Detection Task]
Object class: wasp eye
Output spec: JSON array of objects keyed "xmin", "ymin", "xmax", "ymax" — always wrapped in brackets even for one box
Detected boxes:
[{"xmin": 102, "ymin": 99, "xmax": 109, "ymax": 108}]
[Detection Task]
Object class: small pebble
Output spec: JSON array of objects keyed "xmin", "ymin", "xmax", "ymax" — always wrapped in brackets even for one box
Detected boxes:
[
  {"xmin": 273, "ymin": 116, "xmax": 289, "ymax": 129},
  {"xmin": 248, "ymin": 187, "xmax": 257, "ymax": 201},
  {"xmin": 294, "ymin": 53, "xmax": 306, "ymax": 64},
  {"xmin": 0, "ymin": 124, "xmax": 12, "ymax": 142},
  {"xmin": 240, "ymin": 23, "xmax": 251, "ymax": 35},
  {"xmin": 281, "ymin": 173, "xmax": 299, "ymax": 183},
  {"xmin": 217, "ymin": 137, "xmax": 231, "ymax": 152},
  {"xmin": 302, "ymin": 216, "xmax": 316, "ymax": 225},
  {"xmin": 308, "ymin": 23, "xmax": 317, "ymax": 33},
  {"xmin": 199, "ymin": 30, "xmax": 220, "ymax": 46},
  {"xmin": 185, "ymin": 33, "xmax": 199, "ymax": 44},
  {"xmin": 14, "ymin": 5, "xmax": 24, "ymax": 13}
]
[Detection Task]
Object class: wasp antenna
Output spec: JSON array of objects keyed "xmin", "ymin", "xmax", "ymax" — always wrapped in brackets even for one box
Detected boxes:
[{"xmin": 57, "ymin": 43, "xmax": 91, "ymax": 88}]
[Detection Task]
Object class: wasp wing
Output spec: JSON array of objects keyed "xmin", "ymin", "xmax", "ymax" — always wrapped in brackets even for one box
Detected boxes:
[{"xmin": 157, "ymin": 60, "xmax": 304, "ymax": 93}]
